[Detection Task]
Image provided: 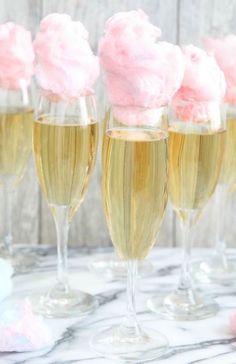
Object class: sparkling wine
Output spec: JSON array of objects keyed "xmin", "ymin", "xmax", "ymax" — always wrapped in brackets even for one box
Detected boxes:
[
  {"xmin": 102, "ymin": 128, "xmax": 168, "ymax": 260},
  {"xmin": 169, "ymin": 124, "xmax": 225, "ymax": 215},
  {"xmin": 219, "ymin": 116, "xmax": 236, "ymax": 188},
  {"xmin": 33, "ymin": 116, "xmax": 98, "ymax": 217},
  {"xmin": 0, "ymin": 108, "xmax": 33, "ymax": 180}
]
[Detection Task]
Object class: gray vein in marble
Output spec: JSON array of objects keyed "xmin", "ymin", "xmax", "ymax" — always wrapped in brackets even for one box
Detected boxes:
[
  {"xmin": 188, "ymin": 349, "xmax": 236, "ymax": 364},
  {"xmin": 160, "ymin": 337, "xmax": 236, "ymax": 361}
]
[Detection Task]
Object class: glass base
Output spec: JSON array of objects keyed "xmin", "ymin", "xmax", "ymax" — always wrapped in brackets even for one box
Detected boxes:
[
  {"xmin": 191, "ymin": 256, "xmax": 236, "ymax": 284},
  {"xmin": 89, "ymin": 254, "xmax": 154, "ymax": 280},
  {"xmin": 31, "ymin": 286, "xmax": 98, "ymax": 319},
  {"xmin": 0, "ymin": 246, "xmax": 36, "ymax": 273},
  {"xmin": 91, "ymin": 324, "xmax": 168, "ymax": 363},
  {"xmin": 147, "ymin": 289, "xmax": 218, "ymax": 321}
]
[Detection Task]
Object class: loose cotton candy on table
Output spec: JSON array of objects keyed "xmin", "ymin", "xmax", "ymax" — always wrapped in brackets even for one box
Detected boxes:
[
  {"xmin": 0, "ymin": 260, "xmax": 52, "ymax": 352},
  {"xmin": 0, "ymin": 299, "xmax": 53, "ymax": 352}
]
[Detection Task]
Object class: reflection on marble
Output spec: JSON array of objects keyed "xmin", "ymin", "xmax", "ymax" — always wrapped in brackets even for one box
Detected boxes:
[{"xmin": 0, "ymin": 246, "xmax": 236, "ymax": 363}]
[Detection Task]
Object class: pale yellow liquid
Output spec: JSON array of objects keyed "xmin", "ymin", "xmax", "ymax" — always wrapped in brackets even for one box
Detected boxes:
[
  {"xmin": 219, "ymin": 116, "xmax": 236, "ymax": 188},
  {"xmin": 102, "ymin": 128, "xmax": 168, "ymax": 260},
  {"xmin": 169, "ymin": 125, "xmax": 225, "ymax": 216},
  {"xmin": 0, "ymin": 109, "xmax": 33, "ymax": 180},
  {"xmin": 33, "ymin": 117, "xmax": 98, "ymax": 218}
]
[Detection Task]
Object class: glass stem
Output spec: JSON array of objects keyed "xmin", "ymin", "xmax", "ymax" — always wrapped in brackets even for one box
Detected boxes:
[
  {"xmin": 53, "ymin": 206, "xmax": 70, "ymax": 293},
  {"xmin": 122, "ymin": 259, "xmax": 140, "ymax": 335},
  {"xmin": 3, "ymin": 180, "xmax": 14, "ymax": 256},
  {"xmin": 214, "ymin": 184, "xmax": 228, "ymax": 268},
  {"xmin": 178, "ymin": 215, "xmax": 194, "ymax": 292}
]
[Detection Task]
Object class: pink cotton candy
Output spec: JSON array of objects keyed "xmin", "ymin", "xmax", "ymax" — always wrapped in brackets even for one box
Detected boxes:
[
  {"xmin": 34, "ymin": 13, "xmax": 99, "ymax": 100},
  {"xmin": 205, "ymin": 35, "xmax": 236, "ymax": 104},
  {"xmin": 172, "ymin": 45, "xmax": 226, "ymax": 122},
  {"xmin": 99, "ymin": 9, "xmax": 185, "ymax": 125},
  {"xmin": 0, "ymin": 22, "xmax": 34, "ymax": 89},
  {"xmin": 230, "ymin": 311, "xmax": 236, "ymax": 335},
  {"xmin": 0, "ymin": 300, "xmax": 53, "ymax": 352},
  {"xmin": 113, "ymin": 105, "xmax": 166, "ymax": 126}
]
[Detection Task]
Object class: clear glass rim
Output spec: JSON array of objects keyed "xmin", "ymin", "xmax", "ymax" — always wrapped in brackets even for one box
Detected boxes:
[
  {"xmin": 110, "ymin": 103, "xmax": 168, "ymax": 112},
  {"xmin": 169, "ymin": 99, "xmax": 226, "ymax": 131},
  {"xmin": 34, "ymin": 93, "xmax": 97, "ymax": 125},
  {"xmin": 106, "ymin": 104, "xmax": 168, "ymax": 133}
]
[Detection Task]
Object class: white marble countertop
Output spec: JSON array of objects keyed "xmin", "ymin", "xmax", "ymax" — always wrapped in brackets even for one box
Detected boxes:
[{"xmin": 1, "ymin": 246, "xmax": 236, "ymax": 364}]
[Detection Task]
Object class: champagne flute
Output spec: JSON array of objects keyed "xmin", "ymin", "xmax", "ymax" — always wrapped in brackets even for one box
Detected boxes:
[
  {"xmin": 0, "ymin": 85, "xmax": 34, "ymax": 271},
  {"xmin": 90, "ymin": 108, "xmax": 155, "ymax": 280},
  {"xmin": 32, "ymin": 93, "xmax": 99, "ymax": 318},
  {"xmin": 91, "ymin": 105, "xmax": 169, "ymax": 362},
  {"xmin": 192, "ymin": 104, "xmax": 236, "ymax": 283},
  {"xmin": 148, "ymin": 100, "xmax": 226, "ymax": 320}
]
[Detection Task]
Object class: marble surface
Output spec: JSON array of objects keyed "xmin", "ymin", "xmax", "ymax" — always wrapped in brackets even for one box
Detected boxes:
[{"xmin": 1, "ymin": 246, "xmax": 236, "ymax": 364}]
